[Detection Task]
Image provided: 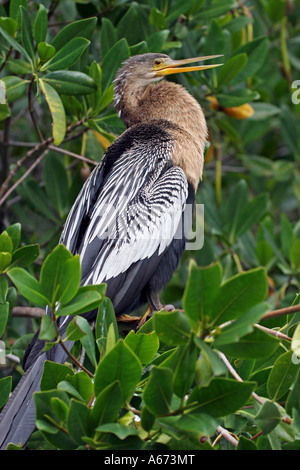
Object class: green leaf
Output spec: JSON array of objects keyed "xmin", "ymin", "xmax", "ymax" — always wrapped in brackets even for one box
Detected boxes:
[
  {"xmin": 214, "ymin": 302, "xmax": 270, "ymax": 347},
  {"xmin": 0, "ymin": 376, "xmax": 12, "ymax": 408},
  {"xmin": 0, "ymin": 232, "xmax": 13, "ymax": 254},
  {"xmin": 143, "ymin": 366, "xmax": 173, "ymax": 416},
  {"xmin": 37, "ymin": 42, "xmax": 56, "ymax": 62},
  {"xmin": 90, "ymin": 381, "xmax": 123, "ymax": 428},
  {"xmin": 4, "ymin": 224, "xmax": 21, "ymax": 251},
  {"xmin": 33, "ymin": 3, "xmax": 48, "ymax": 43},
  {"xmin": 0, "ymin": 253, "xmax": 11, "ymax": 272},
  {"xmin": 59, "ymin": 371, "xmax": 93, "ymax": 404},
  {"xmin": 187, "ymin": 378, "xmax": 256, "ymax": 417},
  {"xmin": 124, "ymin": 330, "xmax": 159, "ymax": 365},
  {"xmin": 56, "ymin": 287, "xmax": 103, "ymax": 317},
  {"xmin": 0, "ymin": 17, "xmax": 17, "ymax": 37},
  {"xmin": 43, "ymin": 154, "xmax": 68, "ymax": 219},
  {"xmin": 95, "ymin": 423, "xmax": 139, "ymax": 439},
  {"xmin": 51, "ymin": 18, "xmax": 97, "ymax": 51},
  {"xmin": 10, "ymin": 244, "xmax": 39, "ymax": 268},
  {"xmin": 100, "ymin": 18, "xmax": 117, "ymax": 59},
  {"xmin": 256, "ymin": 400, "xmax": 281, "ymax": 435},
  {"xmin": 173, "ymin": 339, "xmax": 198, "ymax": 398},
  {"xmin": 166, "ymin": 0, "xmax": 194, "ymax": 22},
  {"xmin": 41, "ymin": 361, "xmax": 74, "ymax": 391},
  {"xmin": 182, "ymin": 260, "xmax": 222, "ymax": 327},
  {"xmin": 176, "ymin": 412, "xmax": 219, "ymax": 437},
  {"xmin": 291, "ymin": 239, "xmax": 300, "ymax": 271},
  {"xmin": 76, "ymin": 316, "xmax": 97, "ymax": 367},
  {"xmin": 50, "ymin": 397, "xmax": 69, "ymax": 422},
  {"xmin": 7, "ymin": 267, "xmax": 48, "ymax": 306},
  {"xmin": 94, "ymin": 340, "xmax": 142, "ymax": 403},
  {"xmin": 195, "ymin": 0, "xmax": 236, "ymax": 19},
  {"xmin": 153, "ymin": 309, "xmax": 191, "ymax": 346},
  {"xmin": 232, "ymin": 36, "xmax": 269, "ymax": 84},
  {"xmin": 209, "ymin": 267, "xmax": 269, "ymax": 326},
  {"xmin": 216, "ymin": 89, "xmax": 260, "ymax": 107},
  {"xmin": 1, "ymin": 76, "xmax": 28, "ymax": 102},
  {"xmin": 65, "ymin": 317, "xmax": 87, "ymax": 341},
  {"xmin": 39, "ymin": 79, "xmax": 66, "ymax": 145},
  {"xmin": 101, "ymin": 39, "xmax": 130, "ymax": 91},
  {"xmin": 41, "ymin": 37, "xmax": 90, "ymax": 72},
  {"xmin": 0, "ymin": 25, "xmax": 31, "ymax": 62},
  {"xmin": 67, "ymin": 399, "xmax": 91, "ymax": 446},
  {"xmin": 216, "ymin": 327, "xmax": 279, "ymax": 359},
  {"xmin": 95, "ymin": 296, "xmax": 118, "ymax": 341},
  {"xmin": 0, "ymin": 302, "xmax": 9, "ymax": 337},
  {"xmin": 43, "ymin": 71, "xmax": 97, "ymax": 96},
  {"xmin": 234, "ymin": 193, "xmax": 268, "ymax": 239},
  {"xmin": 0, "ymin": 276, "xmax": 8, "ymax": 303},
  {"xmin": 39, "ymin": 314, "xmax": 56, "ymax": 341},
  {"xmin": 267, "ymin": 350, "xmax": 299, "ymax": 401},
  {"xmin": 20, "ymin": 6, "xmax": 35, "ymax": 65},
  {"xmin": 9, "ymin": 0, "xmax": 28, "ymax": 26},
  {"xmin": 217, "ymin": 53, "xmax": 248, "ymax": 87}
]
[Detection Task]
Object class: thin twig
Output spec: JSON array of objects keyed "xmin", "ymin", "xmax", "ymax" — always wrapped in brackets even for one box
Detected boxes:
[
  {"xmin": 255, "ymin": 323, "xmax": 291, "ymax": 341},
  {"xmin": 213, "ymin": 426, "xmax": 239, "ymax": 448},
  {"xmin": 218, "ymin": 351, "xmax": 264, "ymax": 405},
  {"xmin": 48, "ymin": 144, "xmax": 98, "ymax": 166},
  {"xmin": 0, "ymin": 116, "xmax": 89, "ymax": 204},
  {"xmin": 261, "ymin": 304, "xmax": 300, "ymax": 321},
  {"xmin": 12, "ymin": 306, "xmax": 45, "ymax": 319},
  {"xmin": 0, "ymin": 149, "xmax": 49, "ymax": 204}
]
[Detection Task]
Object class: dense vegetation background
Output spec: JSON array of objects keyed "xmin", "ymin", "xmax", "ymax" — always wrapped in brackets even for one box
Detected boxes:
[{"xmin": 0, "ymin": 0, "xmax": 300, "ymax": 451}]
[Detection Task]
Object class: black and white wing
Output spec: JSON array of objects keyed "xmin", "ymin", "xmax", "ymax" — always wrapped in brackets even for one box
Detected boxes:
[{"xmin": 60, "ymin": 123, "xmax": 189, "ymax": 315}]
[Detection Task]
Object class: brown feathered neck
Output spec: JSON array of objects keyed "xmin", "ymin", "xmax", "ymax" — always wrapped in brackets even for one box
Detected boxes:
[{"xmin": 114, "ymin": 78, "xmax": 207, "ymax": 190}]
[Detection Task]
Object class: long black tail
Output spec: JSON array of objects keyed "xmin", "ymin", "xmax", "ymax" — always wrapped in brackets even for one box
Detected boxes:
[{"xmin": 0, "ymin": 333, "xmax": 72, "ymax": 449}]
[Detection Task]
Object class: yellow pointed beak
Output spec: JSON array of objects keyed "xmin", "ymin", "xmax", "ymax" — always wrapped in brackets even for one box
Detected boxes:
[{"xmin": 154, "ymin": 55, "xmax": 223, "ymax": 76}]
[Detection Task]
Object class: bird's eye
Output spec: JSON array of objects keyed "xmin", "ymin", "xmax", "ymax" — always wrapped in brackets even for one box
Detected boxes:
[{"xmin": 153, "ymin": 58, "xmax": 163, "ymax": 67}]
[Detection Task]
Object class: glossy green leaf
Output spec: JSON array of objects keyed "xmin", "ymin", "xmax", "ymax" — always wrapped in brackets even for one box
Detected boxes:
[
  {"xmin": 217, "ymin": 53, "xmax": 248, "ymax": 87},
  {"xmin": 10, "ymin": 244, "xmax": 39, "ymax": 268},
  {"xmin": 0, "ymin": 276, "xmax": 8, "ymax": 303},
  {"xmin": 51, "ymin": 17, "xmax": 97, "ymax": 51},
  {"xmin": 0, "ymin": 302, "xmax": 9, "ymax": 337},
  {"xmin": 39, "ymin": 79, "xmax": 66, "ymax": 145},
  {"xmin": 43, "ymin": 71, "xmax": 97, "ymax": 96},
  {"xmin": 20, "ymin": 6, "xmax": 35, "ymax": 65},
  {"xmin": 217, "ymin": 89, "xmax": 260, "ymax": 107},
  {"xmin": 143, "ymin": 366, "xmax": 173, "ymax": 416},
  {"xmin": 267, "ymin": 350, "xmax": 299, "ymax": 401},
  {"xmin": 7, "ymin": 267, "xmax": 48, "ymax": 306},
  {"xmin": 232, "ymin": 36, "xmax": 269, "ymax": 84},
  {"xmin": 76, "ymin": 316, "xmax": 97, "ymax": 367},
  {"xmin": 0, "ymin": 232, "xmax": 13, "ymax": 254},
  {"xmin": 101, "ymin": 39, "xmax": 130, "ymax": 91},
  {"xmin": 182, "ymin": 260, "xmax": 222, "ymax": 327},
  {"xmin": 209, "ymin": 267, "xmax": 269, "ymax": 326},
  {"xmin": 214, "ymin": 302, "xmax": 269, "ymax": 347},
  {"xmin": 95, "ymin": 297, "xmax": 118, "ymax": 342},
  {"xmin": 173, "ymin": 339, "xmax": 198, "ymax": 398},
  {"xmin": 39, "ymin": 314, "xmax": 56, "ymax": 341},
  {"xmin": 43, "ymin": 154, "xmax": 68, "ymax": 218},
  {"xmin": 187, "ymin": 378, "xmax": 256, "ymax": 417},
  {"xmin": 56, "ymin": 287, "xmax": 103, "ymax": 317},
  {"xmin": 153, "ymin": 309, "xmax": 191, "ymax": 346},
  {"xmin": 0, "ymin": 25, "xmax": 31, "ymax": 62},
  {"xmin": 33, "ymin": 3, "xmax": 48, "ymax": 43},
  {"xmin": 37, "ymin": 42, "xmax": 56, "ymax": 62},
  {"xmin": 40, "ymin": 361, "xmax": 74, "ymax": 391},
  {"xmin": 90, "ymin": 381, "xmax": 123, "ymax": 429},
  {"xmin": 124, "ymin": 330, "xmax": 159, "ymax": 365},
  {"xmin": 255, "ymin": 400, "xmax": 281, "ymax": 435},
  {"xmin": 95, "ymin": 423, "xmax": 139, "ymax": 439},
  {"xmin": 1, "ymin": 76, "xmax": 28, "ymax": 102},
  {"xmin": 67, "ymin": 399, "xmax": 91, "ymax": 445},
  {"xmin": 100, "ymin": 18, "xmax": 117, "ymax": 59},
  {"xmin": 9, "ymin": 0, "xmax": 28, "ymax": 26},
  {"xmin": 0, "ymin": 17, "xmax": 17, "ymax": 37},
  {"xmin": 94, "ymin": 340, "xmax": 142, "ymax": 403},
  {"xmin": 0, "ymin": 376, "xmax": 12, "ymax": 408},
  {"xmin": 41, "ymin": 37, "xmax": 90, "ymax": 72},
  {"xmin": 216, "ymin": 327, "xmax": 279, "ymax": 359}
]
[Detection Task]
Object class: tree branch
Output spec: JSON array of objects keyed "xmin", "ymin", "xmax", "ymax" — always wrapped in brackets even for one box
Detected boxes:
[{"xmin": 12, "ymin": 306, "xmax": 45, "ymax": 319}]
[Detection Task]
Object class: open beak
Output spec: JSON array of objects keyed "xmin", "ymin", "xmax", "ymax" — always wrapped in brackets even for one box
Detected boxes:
[{"xmin": 154, "ymin": 55, "xmax": 223, "ymax": 76}]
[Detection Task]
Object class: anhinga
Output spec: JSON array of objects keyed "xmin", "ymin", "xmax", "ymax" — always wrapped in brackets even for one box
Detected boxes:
[{"xmin": 0, "ymin": 53, "xmax": 221, "ymax": 449}]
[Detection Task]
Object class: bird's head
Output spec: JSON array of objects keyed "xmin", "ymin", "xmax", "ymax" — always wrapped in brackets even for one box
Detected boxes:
[{"xmin": 114, "ymin": 52, "xmax": 222, "ymax": 86}]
